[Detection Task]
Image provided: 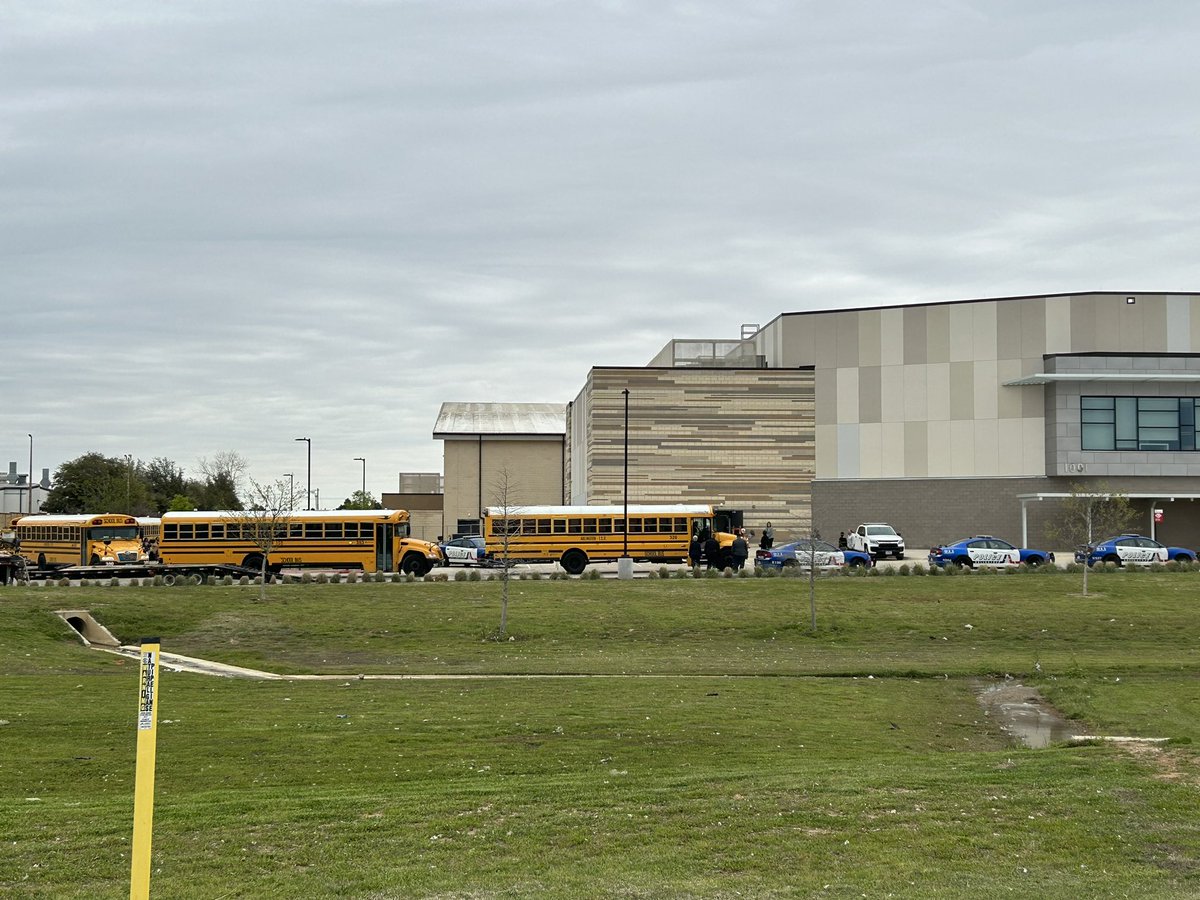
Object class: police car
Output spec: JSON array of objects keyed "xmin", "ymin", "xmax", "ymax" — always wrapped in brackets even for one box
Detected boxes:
[
  {"xmin": 1074, "ymin": 535, "xmax": 1170, "ymax": 567},
  {"xmin": 755, "ymin": 539, "xmax": 873, "ymax": 570},
  {"xmin": 928, "ymin": 536, "xmax": 1054, "ymax": 569},
  {"xmin": 439, "ymin": 535, "xmax": 490, "ymax": 567}
]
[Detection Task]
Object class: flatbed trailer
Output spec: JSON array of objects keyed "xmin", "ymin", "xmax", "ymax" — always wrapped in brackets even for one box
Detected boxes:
[{"xmin": 23, "ymin": 562, "xmax": 262, "ymax": 582}]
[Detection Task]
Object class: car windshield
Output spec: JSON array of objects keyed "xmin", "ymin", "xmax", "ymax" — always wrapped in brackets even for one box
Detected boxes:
[{"xmin": 866, "ymin": 526, "xmax": 897, "ymax": 536}]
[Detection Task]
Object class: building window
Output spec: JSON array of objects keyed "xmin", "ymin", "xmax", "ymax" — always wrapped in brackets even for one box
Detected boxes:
[
  {"xmin": 1081, "ymin": 396, "xmax": 1200, "ymax": 451},
  {"xmin": 456, "ymin": 519, "xmax": 481, "ymax": 536}
]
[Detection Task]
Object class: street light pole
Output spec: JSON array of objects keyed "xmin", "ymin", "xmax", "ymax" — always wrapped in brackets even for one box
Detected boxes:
[
  {"xmin": 616, "ymin": 387, "xmax": 632, "ymax": 580},
  {"xmin": 354, "ymin": 457, "xmax": 366, "ymax": 498},
  {"xmin": 283, "ymin": 473, "xmax": 294, "ymax": 511},
  {"xmin": 26, "ymin": 433, "xmax": 33, "ymax": 515},
  {"xmin": 294, "ymin": 437, "xmax": 311, "ymax": 510}
]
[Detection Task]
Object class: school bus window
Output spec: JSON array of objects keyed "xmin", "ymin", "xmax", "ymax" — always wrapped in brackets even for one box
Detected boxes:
[
  {"xmin": 626, "ymin": 518, "xmax": 641, "ymax": 534},
  {"xmin": 305, "ymin": 523, "xmax": 322, "ymax": 539},
  {"xmin": 326, "ymin": 523, "xmax": 343, "ymax": 539},
  {"xmin": 613, "ymin": 518, "xmax": 624, "ymax": 533},
  {"xmin": 598, "ymin": 519, "xmax": 612, "ymax": 534},
  {"xmin": 568, "ymin": 518, "xmax": 582, "ymax": 532},
  {"xmin": 553, "ymin": 519, "xmax": 567, "ymax": 534},
  {"xmin": 193, "ymin": 524, "xmax": 207, "ymax": 539},
  {"xmin": 343, "ymin": 523, "xmax": 359, "ymax": 539},
  {"xmin": 178, "ymin": 524, "xmax": 194, "ymax": 539},
  {"xmin": 583, "ymin": 518, "xmax": 597, "ymax": 534},
  {"xmin": 164, "ymin": 524, "xmax": 178, "ymax": 539},
  {"xmin": 534, "ymin": 518, "xmax": 549, "ymax": 535},
  {"xmin": 211, "ymin": 524, "xmax": 224, "ymax": 539}
]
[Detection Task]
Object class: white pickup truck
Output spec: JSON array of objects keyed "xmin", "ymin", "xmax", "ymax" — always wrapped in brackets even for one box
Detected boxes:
[{"xmin": 847, "ymin": 523, "xmax": 905, "ymax": 559}]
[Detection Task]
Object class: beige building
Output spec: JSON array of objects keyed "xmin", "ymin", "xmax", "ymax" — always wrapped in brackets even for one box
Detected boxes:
[
  {"xmin": 433, "ymin": 402, "xmax": 566, "ymax": 537},
  {"xmin": 751, "ymin": 291, "xmax": 1200, "ymax": 547},
  {"xmin": 437, "ymin": 292, "xmax": 1200, "ymax": 550},
  {"xmin": 566, "ymin": 366, "xmax": 814, "ymax": 534}
]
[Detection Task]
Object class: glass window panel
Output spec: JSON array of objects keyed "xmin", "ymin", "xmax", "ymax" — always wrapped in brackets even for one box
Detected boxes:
[
  {"xmin": 1081, "ymin": 397, "xmax": 1114, "ymax": 409},
  {"xmin": 583, "ymin": 518, "xmax": 597, "ymax": 534},
  {"xmin": 552, "ymin": 519, "xmax": 567, "ymax": 534},
  {"xmin": 1180, "ymin": 400, "xmax": 1194, "ymax": 428},
  {"xmin": 1082, "ymin": 423, "xmax": 1115, "ymax": 450},
  {"xmin": 164, "ymin": 524, "xmax": 177, "ymax": 539},
  {"xmin": 179, "ymin": 524, "xmax": 193, "ymax": 539},
  {"xmin": 628, "ymin": 518, "xmax": 643, "ymax": 534},
  {"xmin": 211, "ymin": 524, "xmax": 224, "ymax": 538},
  {"xmin": 568, "ymin": 518, "xmax": 582, "ymax": 531},
  {"xmin": 597, "ymin": 519, "xmax": 612, "ymax": 534},
  {"xmin": 305, "ymin": 523, "xmax": 323, "ymax": 538},
  {"xmin": 1139, "ymin": 397, "xmax": 1178, "ymax": 411},
  {"xmin": 537, "ymin": 519, "xmax": 552, "ymax": 535},
  {"xmin": 195, "ymin": 524, "xmax": 209, "ymax": 539},
  {"xmin": 1139, "ymin": 411, "xmax": 1179, "ymax": 428},
  {"xmin": 325, "ymin": 523, "xmax": 343, "ymax": 539},
  {"xmin": 1081, "ymin": 409, "xmax": 1114, "ymax": 423},
  {"xmin": 1115, "ymin": 398, "xmax": 1137, "ymax": 441}
]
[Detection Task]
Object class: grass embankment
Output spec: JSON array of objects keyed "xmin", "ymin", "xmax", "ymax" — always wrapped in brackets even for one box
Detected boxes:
[{"xmin": 2, "ymin": 575, "xmax": 1200, "ymax": 898}]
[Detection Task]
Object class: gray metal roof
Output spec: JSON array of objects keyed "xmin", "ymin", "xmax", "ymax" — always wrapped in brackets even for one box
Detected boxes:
[{"xmin": 433, "ymin": 402, "xmax": 566, "ymax": 438}]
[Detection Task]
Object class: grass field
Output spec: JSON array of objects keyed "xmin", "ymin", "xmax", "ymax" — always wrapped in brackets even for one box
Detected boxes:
[{"xmin": 3, "ymin": 573, "xmax": 1200, "ymax": 898}]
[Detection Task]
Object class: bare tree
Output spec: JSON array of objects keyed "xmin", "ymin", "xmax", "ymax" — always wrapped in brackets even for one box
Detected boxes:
[
  {"xmin": 226, "ymin": 478, "xmax": 294, "ymax": 600},
  {"xmin": 489, "ymin": 468, "xmax": 523, "ymax": 638},
  {"xmin": 1046, "ymin": 482, "xmax": 1135, "ymax": 596}
]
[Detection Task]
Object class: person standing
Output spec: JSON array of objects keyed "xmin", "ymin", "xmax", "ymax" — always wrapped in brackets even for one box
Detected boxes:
[
  {"xmin": 703, "ymin": 534, "xmax": 723, "ymax": 570},
  {"xmin": 730, "ymin": 530, "xmax": 749, "ymax": 571},
  {"xmin": 761, "ymin": 522, "xmax": 775, "ymax": 550},
  {"xmin": 688, "ymin": 534, "xmax": 702, "ymax": 569}
]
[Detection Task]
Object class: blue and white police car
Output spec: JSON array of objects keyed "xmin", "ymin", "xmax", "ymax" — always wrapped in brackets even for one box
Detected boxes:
[
  {"xmin": 755, "ymin": 539, "xmax": 874, "ymax": 570},
  {"xmin": 928, "ymin": 536, "xmax": 1054, "ymax": 569},
  {"xmin": 1074, "ymin": 534, "xmax": 1170, "ymax": 567},
  {"xmin": 439, "ymin": 535, "xmax": 490, "ymax": 567}
]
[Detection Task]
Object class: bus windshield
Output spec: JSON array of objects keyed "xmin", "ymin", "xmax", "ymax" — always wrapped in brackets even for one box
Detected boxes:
[{"xmin": 89, "ymin": 526, "xmax": 139, "ymax": 541}]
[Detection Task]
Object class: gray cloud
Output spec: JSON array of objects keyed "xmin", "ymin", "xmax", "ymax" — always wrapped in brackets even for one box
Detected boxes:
[{"xmin": 4, "ymin": 0, "xmax": 1200, "ymax": 502}]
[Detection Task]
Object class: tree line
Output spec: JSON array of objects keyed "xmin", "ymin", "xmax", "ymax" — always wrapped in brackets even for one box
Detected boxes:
[
  {"xmin": 41, "ymin": 451, "xmax": 247, "ymax": 516},
  {"xmin": 39, "ymin": 451, "xmax": 385, "ymax": 516}
]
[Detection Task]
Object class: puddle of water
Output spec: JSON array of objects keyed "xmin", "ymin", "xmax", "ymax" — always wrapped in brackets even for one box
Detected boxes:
[{"xmin": 977, "ymin": 681, "xmax": 1083, "ymax": 749}]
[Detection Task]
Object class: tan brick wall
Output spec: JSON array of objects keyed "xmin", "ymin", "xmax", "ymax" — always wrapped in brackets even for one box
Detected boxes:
[
  {"xmin": 577, "ymin": 367, "xmax": 816, "ymax": 537},
  {"xmin": 443, "ymin": 438, "xmax": 564, "ymax": 535}
]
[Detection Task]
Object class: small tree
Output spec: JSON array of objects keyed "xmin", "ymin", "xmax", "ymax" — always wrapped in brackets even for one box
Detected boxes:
[
  {"xmin": 226, "ymin": 478, "xmax": 294, "ymax": 601},
  {"xmin": 338, "ymin": 490, "xmax": 383, "ymax": 510},
  {"xmin": 489, "ymin": 469, "xmax": 523, "ymax": 638},
  {"xmin": 1047, "ymin": 482, "xmax": 1135, "ymax": 596}
]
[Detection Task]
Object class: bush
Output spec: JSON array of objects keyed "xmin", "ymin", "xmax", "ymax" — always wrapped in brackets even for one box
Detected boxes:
[
  {"xmin": 301, "ymin": 571, "xmax": 313, "ymax": 584},
  {"xmin": 586, "ymin": 569, "xmax": 601, "ymax": 580},
  {"xmin": 737, "ymin": 568, "xmax": 750, "ymax": 578},
  {"xmin": 109, "ymin": 576, "xmax": 120, "ymax": 587},
  {"xmin": 882, "ymin": 566, "xmax": 896, "ymax": 577},
  {"xmin": 910, "ymin": 563, "xmax": 927, "ymax": 576},
  {"xmin": 897, "ymin": 563, "xmax": 911, "ymax": 576},
  {"xmin": 658, "ymin": 567, "xmax": 670, "ymax": 579},
  {"xmin": 454, "ymin": 570, "xmax": 468, "ymax": 582},
  {"xmin": 468, "ymin": 570, "xmax": 481, "ymax": 582},
  {"xmin": 722, "ymin": 567, "xmax": 734, "ymax": 578},
  {"xmin": 866, "ymin": 567, "xmax": 881, "ymax": 577}
]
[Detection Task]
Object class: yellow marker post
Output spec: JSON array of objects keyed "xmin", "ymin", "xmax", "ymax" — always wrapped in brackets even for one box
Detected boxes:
[{"xmin": 129, "ymin": 638, "xmax": 161, "ymax": 900}]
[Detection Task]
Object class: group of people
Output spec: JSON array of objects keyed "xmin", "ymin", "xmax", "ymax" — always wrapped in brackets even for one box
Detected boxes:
[{"xmin": 688, "ymin": 521, "xmax": 774, "ymax": 571}]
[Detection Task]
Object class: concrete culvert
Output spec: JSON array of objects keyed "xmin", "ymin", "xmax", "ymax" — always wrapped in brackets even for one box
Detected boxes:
[{"xmin": 56, "ymin": 610, "xmax": 120, "ymax": 648}]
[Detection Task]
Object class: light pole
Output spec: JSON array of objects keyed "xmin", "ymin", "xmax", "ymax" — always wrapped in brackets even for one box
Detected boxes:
[
  {"xmin": 311, "ymin": 487, "xmax": 320, "ymax": 510},
  {"xmin": 26, "ymin": 433, "xmax": 33, "ymax": 515},
  {"xmin": 618, "ymin": 388, "xmax": 632, "ymax": 579},
  {"xmin": 294, "ymin": 437, "xmax": 311, "ymax": 510},
  {"xmin": 283, "ymin": 473, "xmax": 294, "ymax": 510},
  {"xmin": 353, "ymin": 457, "xmax": 366, "ymax": 499}
]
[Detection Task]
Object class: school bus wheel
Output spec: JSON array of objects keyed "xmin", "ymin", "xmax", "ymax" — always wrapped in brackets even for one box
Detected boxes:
[
  {"xmin": 560, "ymin": 549, "xmax": 588, "ymax": 575},
  {"xmin": 400, "ymin": 553, "xmax": 429, "ymax": 576}
]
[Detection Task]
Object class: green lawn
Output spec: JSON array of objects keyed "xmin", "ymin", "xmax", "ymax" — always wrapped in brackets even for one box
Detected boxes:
[{"xmin": 2, "ymin": 573, "xmax": 1200, "ymax": 897}]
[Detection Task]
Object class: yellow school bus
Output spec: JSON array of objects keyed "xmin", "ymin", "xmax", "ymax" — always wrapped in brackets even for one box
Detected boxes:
[
  {"xmin": 482, "ymin": 503, "xmax": 739, "ymax": 574},
  {"xmin": 158, "ymin": 509, "xmax": 444, "ymax": 575},
  {"xmin": 16, "ymin": 514, "xmax": 149, "ymax": 569}
]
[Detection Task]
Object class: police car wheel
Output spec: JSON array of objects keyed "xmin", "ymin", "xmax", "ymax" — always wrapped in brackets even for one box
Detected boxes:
[
  {"xmin": 1026, "ymin": 556, "xmax": 1042, "ymax": 567},
  {"xmin": 1104, "ymin": 554, "xmax": 1121, "ymax": 567},
  {"xmin": 955, "ymin": 557, "xmax": 972, "ymax": 569}
]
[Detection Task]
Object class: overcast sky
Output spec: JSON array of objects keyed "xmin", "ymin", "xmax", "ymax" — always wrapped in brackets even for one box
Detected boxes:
[{"xmin": 5, "ymin": 1, "xmax": 1199, "ymax": 505}]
